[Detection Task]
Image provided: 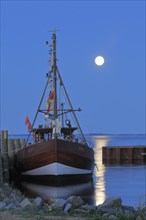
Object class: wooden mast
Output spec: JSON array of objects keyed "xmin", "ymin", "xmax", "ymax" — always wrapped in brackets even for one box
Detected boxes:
[{"xmin": 52, "ymin": 33, "xmax": 57, "ymax": 120}]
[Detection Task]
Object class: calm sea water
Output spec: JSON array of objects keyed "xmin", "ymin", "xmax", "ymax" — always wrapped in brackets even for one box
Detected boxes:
[
  {"xmin": 89, "ymin": 134, "xmax": 146, "ymax": 207},
  {"xmin": 11, "ymin": 134, "xmax": 146, "ymax": 207}
]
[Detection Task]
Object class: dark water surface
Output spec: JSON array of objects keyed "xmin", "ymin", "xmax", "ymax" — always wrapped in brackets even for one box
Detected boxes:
[{"xmin": 12, "ymin": 134, "xmax": 146, "ymax": 207}]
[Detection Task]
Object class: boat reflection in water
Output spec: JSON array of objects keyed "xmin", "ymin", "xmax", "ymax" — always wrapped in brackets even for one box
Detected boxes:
[
  {"xmin": 20, "ymin": 179, "xmax": 95, "ymax": 204},
  {"xmin": 18, "ymin": 135, "xmax": 109, "ymax": 206}
]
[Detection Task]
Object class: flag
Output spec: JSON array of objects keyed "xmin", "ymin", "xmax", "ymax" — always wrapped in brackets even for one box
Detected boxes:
[
  {"xmin": 46, "ymin": 100, "xmax": 54, "ymax": 111},
  {"xmin": 25, "ymin": 116, "xmax": 32, "ymax": 131},
  {"xmin": 46, "ymin": 101, "xmax": 51, "ymax": 111},
  {"xmin": 46, "ymin": 90, "xmax": 54, "ymax": 110},
  {"xmin": 48, "ymin": 90, "xmax": 54, "ymax": 100},
  {"xmin": 25, "ymin": 116, "xmax": 29, "ymax": 125}
]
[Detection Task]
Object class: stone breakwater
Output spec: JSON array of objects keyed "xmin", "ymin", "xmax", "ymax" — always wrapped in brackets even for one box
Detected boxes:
[{"xmin": 0, "ymin": 184, "xmax": 146, "ymax": 220}]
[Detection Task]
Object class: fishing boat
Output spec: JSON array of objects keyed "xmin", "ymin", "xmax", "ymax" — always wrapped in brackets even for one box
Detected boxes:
[{"xmin": 15, "ymin": 33, "xmax": 94, "ymax": 184}]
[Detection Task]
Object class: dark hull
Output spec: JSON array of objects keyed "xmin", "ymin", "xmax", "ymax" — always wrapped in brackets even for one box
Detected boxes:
[
  {"xmin": 19, "ymin": 174, "xmax": 93, "ymax": 186},
  {"xmin": 15, "ymin": 138, "xmax": 94, "ymax": 183}
]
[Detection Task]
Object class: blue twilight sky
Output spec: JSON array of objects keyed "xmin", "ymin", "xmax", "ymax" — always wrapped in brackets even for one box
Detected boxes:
[{"xmin": 0, "ymin": 0, "xmax": 145, "ymax": 135}]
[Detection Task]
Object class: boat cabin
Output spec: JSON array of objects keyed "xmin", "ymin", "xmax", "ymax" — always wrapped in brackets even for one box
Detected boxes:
[{"xmin": 32, "ymin": 127, "xmax": 77, "ymax": 143}]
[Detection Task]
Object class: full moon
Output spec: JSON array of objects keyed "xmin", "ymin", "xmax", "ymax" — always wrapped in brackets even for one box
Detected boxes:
[{"xmin": 95, "ymin": 56, "xmax": 104, "ymax": 66}]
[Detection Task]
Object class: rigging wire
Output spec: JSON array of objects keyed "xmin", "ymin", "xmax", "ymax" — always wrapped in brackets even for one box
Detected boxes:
[
  {"xmin": 58, "ymin": 75, "xmax": 81, "ymax": 134},
  {"xmin": 56, "ymin": 66, "xmax": 87, "ymax": 146},
  {"xmin": 60, "ymin": 79, "xmax": 82, "ymax": 138},
  {"xmin": 24, "ymin": 78, "xmax": 49, "ymax": 146}
]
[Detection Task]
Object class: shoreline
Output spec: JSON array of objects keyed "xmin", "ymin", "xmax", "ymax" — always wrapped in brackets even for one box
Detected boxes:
[{"xmin": 0, "ymin": 183, "xmax": 146, "ymax": 220}]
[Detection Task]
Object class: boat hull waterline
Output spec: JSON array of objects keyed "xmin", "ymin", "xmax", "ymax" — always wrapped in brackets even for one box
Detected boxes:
[{"xmin": 15, "ymin": 138, "xmax": 94, "ymax": 183}]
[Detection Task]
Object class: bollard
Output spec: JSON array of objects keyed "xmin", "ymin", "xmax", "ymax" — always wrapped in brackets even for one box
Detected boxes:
[{"xmin": 0, "ymin": 130, "xmax": 9, "ymax": 182}]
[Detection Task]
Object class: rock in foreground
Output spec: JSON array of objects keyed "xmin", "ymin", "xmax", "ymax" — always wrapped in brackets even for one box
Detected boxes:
[{"xmin": 0, "ymin": 183, "xmax": 146, "ymax": 220}]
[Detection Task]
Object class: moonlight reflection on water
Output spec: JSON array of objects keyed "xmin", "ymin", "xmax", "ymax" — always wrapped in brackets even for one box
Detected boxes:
[{"xmin": 14, "ymin": 134, "xmax": 146, "ymax": 207}]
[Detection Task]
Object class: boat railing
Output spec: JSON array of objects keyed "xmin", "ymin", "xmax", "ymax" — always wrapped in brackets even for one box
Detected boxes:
[
  {"xmin": 24, "ymin": 130, "xmax": 94, "ymax": 148},
  {"xmin": 73, "ymin": 135, "xmax": 94, "ymax": 148}
]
